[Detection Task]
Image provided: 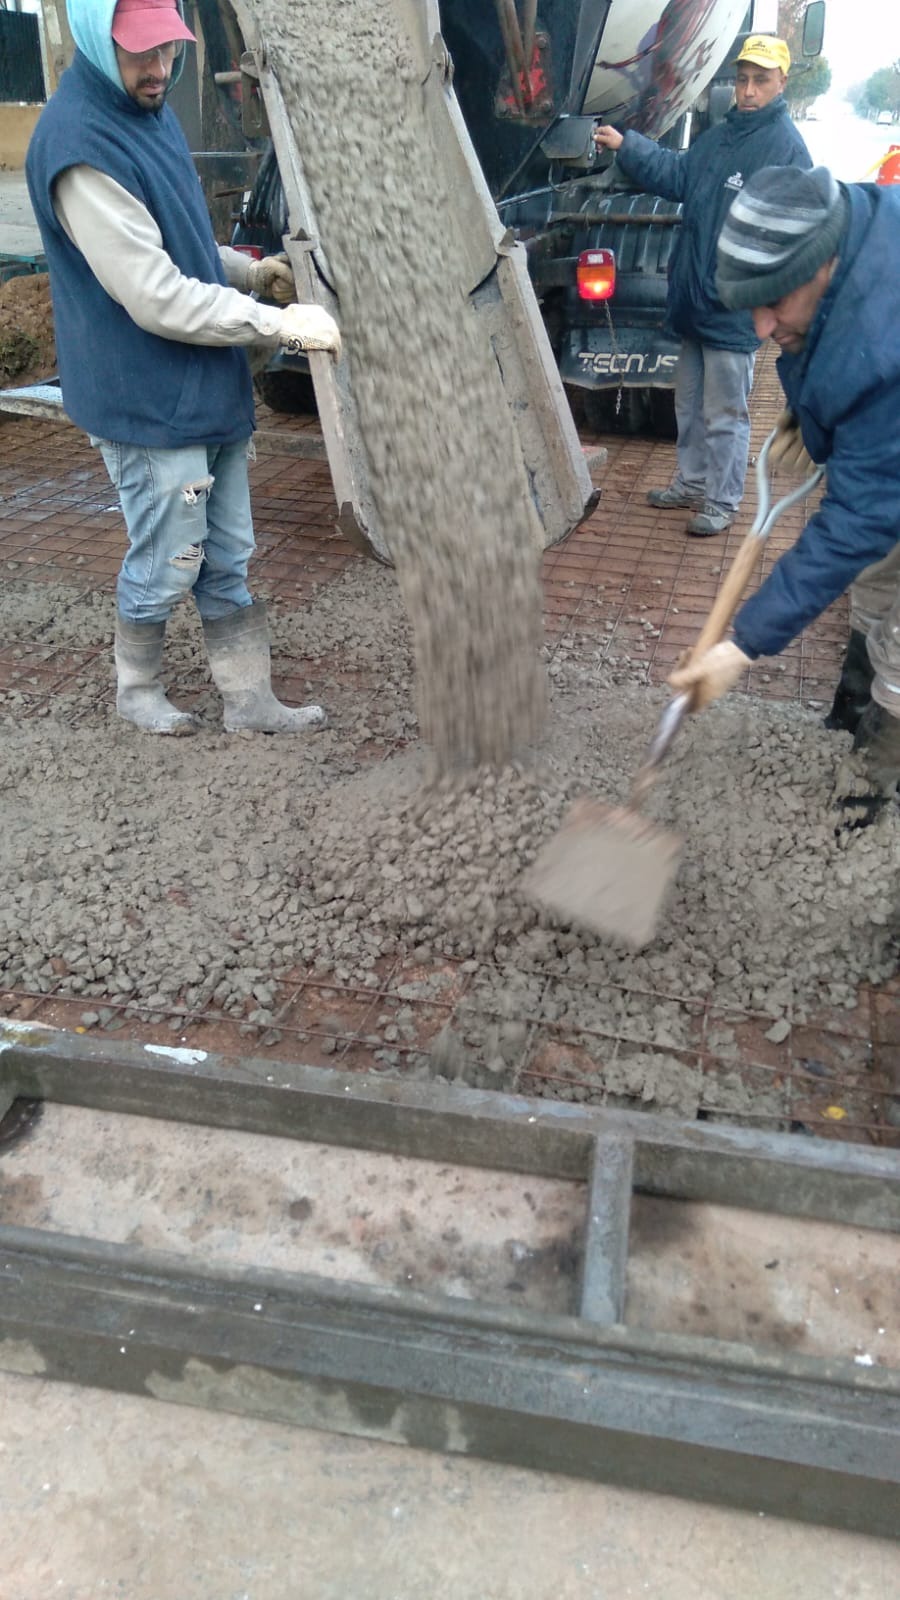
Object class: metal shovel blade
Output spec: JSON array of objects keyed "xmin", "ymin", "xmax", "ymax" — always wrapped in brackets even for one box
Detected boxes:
[{"xmin": 523, "ymin": 797, "xmax": 683, "ymax": 950}]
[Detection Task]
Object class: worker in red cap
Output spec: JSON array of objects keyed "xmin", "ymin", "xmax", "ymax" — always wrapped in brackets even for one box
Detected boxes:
[
  {"xmin": 110, "ymin": 0, "xmax": 196, "ymax": 64},
  {"xmin": 26, "ymin": 0, "xmax": 341, "ymax": 736}
]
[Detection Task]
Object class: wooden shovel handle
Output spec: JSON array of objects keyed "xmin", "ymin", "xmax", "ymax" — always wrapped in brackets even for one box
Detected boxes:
[{"xmin": 688, "ymin": 532, "xmax": 763, "ymax": 662}]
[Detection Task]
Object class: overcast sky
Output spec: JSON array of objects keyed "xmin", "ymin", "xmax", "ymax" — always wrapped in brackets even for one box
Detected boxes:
[{"xmin": 820, "ymin": 0, "xmax": 900, "ymax": 89}]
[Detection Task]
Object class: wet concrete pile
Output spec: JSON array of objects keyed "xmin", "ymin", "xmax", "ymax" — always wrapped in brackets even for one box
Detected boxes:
[
  {"xmin": 1, "ymin": 569, "xmax": 897, "ymax": 1122},
  {"xmin": 253, "ymin": 0, "xmax": 547, "ymax": 768},
  {"xmin": 293, "ymin": 686, "xmax": 899, "ymax": 1025}
]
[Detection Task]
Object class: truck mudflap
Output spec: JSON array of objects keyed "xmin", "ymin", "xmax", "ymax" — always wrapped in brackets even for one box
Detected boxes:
[
  {"xmin": 561, "ymin": 325, "xmax": 681, "ymax": 390},
  {"xmin": 230, "ymin": 0, "xmax": 594, "ymax": 563}
]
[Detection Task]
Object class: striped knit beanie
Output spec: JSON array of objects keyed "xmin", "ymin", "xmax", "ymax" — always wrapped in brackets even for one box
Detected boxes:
[{"xmin": 716, "ymin": 166, "xmax": 849, "ymax": 311}]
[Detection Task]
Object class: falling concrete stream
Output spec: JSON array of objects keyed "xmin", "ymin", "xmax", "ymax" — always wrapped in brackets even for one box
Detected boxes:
[{"xmin": 252, "ymin": 0, "xmax": 548, "ymax": 769}]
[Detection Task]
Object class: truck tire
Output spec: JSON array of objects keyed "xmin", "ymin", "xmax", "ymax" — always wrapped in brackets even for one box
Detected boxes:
[
  {"xmin": 254, "ymin": 369, "xmax": 318, "ymax": 416},
  {"xmin": 582, "ymin": 387, "xmax": 653, "ymax": 436},
  {"xmin": 575, "ymin": 386, "xmax": 676, "ymax": 440}
]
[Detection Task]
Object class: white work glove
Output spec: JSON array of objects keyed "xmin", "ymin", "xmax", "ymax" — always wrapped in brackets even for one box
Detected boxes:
[
  {"xmin": 246, "ymin": 253, "xmax": 296, "ymax": 305},
  {"xmin": 769, "ymin": 408, "xmax": 814, "ymax": 476},
  {"xmin": 278, "ymin": 301, "xmax": 342, "ymax": 359},
  {"xmin": 668, "ymin": 640, "xmax": 752, "ymax": 710}
]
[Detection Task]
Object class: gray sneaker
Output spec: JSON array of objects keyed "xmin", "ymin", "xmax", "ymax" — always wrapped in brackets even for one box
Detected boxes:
[
  {"xmin": 686, "ymin": 501, "xmax": 734, "ymax": 537},
  {"xmin": 646, "ymin": 482, "xmax": 703, "ymax": 510}
]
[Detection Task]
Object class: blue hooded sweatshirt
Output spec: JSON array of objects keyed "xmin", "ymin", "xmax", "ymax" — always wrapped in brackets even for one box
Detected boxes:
[
  {"xmin": 617, "ymin": 98, "xmax": 811, "ymax": 351},
  {"xmin": 734, "ymin": 182, "xmax": 900, "ymax": 660},
  {"xmin": 25, "ymin": 0, "xmax": 254, "ymax": 447}
]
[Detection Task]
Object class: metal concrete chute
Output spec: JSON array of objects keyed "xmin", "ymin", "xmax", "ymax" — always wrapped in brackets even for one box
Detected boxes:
[{"xmin": 226, "ymin": 0, "xmax": 595, "ymax": 564}]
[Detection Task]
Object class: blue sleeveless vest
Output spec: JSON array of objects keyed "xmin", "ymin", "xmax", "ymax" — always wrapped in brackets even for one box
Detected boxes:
[{"xmin": 26, "ymin": 50, "xmax": 255, "ymax": 447}]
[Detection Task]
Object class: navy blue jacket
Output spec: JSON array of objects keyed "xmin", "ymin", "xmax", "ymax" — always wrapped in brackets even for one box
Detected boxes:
[
  {"xmin": 26, "ymin": 50, "xmax": 254, "ymax": 448},
  {"xmin": 734, "ymin": 183, "xmax": 900, "ymax": 660},
  {"xmin": 618, "ymin": 99, "xmax": 811, "ymax": 351}
]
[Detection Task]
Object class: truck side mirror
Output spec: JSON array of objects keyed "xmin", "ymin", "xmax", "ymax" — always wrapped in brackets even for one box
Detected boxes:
[
  {"xmin": 539, "ymin": 115, "xmax": 598, "ymax": 170},
  {"xmin": 801, "ymin": 1, "xmax": 826, "ymax": 58}
]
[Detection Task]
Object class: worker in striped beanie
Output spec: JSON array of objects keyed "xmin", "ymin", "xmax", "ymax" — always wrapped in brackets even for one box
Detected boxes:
[
  {"xmin": 715, "ymin": 165, "xmax": 849, "ymax": 312},
  {"xmin": 668, "ymin": 165, "xmax": 900, "ymax": 805}
]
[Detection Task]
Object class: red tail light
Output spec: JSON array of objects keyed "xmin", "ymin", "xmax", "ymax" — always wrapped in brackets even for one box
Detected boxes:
[
  {"xmin": 577, "ymin": 248, "xmax": 615, "ymax": 301},
  {"xmin": 232, "ymin": 244, "xmax": 264, "ymax": 259}
]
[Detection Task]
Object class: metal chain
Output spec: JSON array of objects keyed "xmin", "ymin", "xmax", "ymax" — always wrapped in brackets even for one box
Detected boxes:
[{"xmin": 602, "ymin": 299, "xmax": 625, "ymax": 418}]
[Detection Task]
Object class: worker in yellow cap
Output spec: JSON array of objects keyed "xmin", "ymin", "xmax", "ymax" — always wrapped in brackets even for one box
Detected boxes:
[
  {"xmin": 594, "ymin": 34, "xmax": 809, "ymax": 537},
  {"xmin": 733, "ymin": 33, "xmax": 791, "ymax": 79}
]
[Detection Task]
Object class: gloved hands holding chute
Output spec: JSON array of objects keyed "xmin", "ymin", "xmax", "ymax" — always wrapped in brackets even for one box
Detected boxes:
[
  {"xmin": 246, "ymin": 252, "xmax": 297, "ymax": 305},
  {"xmin": 278, "ymin": 301, "xmax": 342, "ymax": 358}
]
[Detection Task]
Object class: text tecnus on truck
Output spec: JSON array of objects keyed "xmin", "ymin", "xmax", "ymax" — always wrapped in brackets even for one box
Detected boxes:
[{"xmin": 230, "ymin": 1, "xmax": 826, "ymax": 434}]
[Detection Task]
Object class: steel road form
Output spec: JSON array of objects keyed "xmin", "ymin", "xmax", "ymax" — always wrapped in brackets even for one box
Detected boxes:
[{"xmin": 0, "ymin": 1023, "xmax": 898, "ymax": 1538}]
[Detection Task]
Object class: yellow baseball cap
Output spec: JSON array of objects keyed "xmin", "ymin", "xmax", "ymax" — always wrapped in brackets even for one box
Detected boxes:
[{"xmin": 734, "ymin": 35, "xmax": 791, "ymax": 74}]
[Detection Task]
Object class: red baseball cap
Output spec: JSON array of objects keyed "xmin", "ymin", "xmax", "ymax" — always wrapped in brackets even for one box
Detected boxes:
[{"xmin": 112, "ymin": 0, "xmax": 196, "ymax": 55}]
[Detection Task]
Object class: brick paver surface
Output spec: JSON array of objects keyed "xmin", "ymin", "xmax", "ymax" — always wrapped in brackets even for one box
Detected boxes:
[{"xmin": 1, "ymin": 351, "xmax": 896, "ymax": 1147}]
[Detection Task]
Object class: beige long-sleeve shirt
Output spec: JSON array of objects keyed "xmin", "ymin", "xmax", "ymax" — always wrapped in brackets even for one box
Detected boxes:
[{"xmin": 53, "ymin": 164, "xmax": 285, "ymax": 350}]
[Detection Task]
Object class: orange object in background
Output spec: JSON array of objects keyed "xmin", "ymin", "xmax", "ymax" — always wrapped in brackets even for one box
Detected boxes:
[{"xmin": 876, "ymin": 145, "xmax": 900, "ymax": 185}]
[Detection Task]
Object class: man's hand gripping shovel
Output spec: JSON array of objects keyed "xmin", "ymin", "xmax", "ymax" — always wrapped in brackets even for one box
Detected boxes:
[{"xmin": 522, "ymin": 426, "xmax": 823, "ymax": 949}]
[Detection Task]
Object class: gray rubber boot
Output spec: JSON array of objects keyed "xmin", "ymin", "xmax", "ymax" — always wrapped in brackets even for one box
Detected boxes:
[
  {"xmin": 114, "ymin": 616, "xmax": 198, "ymax": 735},
  {"xmin": 202, "ymin": 601, "xmax": 326, "ymax": 733}
]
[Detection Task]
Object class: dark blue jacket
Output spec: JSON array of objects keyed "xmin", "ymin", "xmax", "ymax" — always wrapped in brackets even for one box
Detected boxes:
[
  {"xmin": 618, "ymin": 99, "xmax": 811, "ymax": 351},
  {"xmin": 734, "ymin": 183, "xmax": 900, "ymax": 660},
  {"xmin": 25, "ymin": 50, "xmax": 254, "ymax": 448}
]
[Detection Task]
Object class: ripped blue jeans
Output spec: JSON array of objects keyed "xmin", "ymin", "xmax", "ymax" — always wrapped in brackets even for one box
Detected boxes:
[{"xmin": 92, "ymin": 437, "xmax": 257, "ymax": 623}]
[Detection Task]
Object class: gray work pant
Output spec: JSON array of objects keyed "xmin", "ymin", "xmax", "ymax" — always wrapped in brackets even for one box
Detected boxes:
[
  {"xmin": 670, "ymin": 340, "xmax": 755, "ymax": 515},
  {"xmin": 850, "ymin": 540, "xmax": 900, "ymax": 716}
]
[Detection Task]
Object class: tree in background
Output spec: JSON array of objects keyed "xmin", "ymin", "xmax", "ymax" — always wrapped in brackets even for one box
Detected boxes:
[
  {"xmin": 777, "ymin": 0, "xmax": 831, "ymax": 113},
  {"xmin": 777, "ymin": 0, "xmax": 808, "ymax": 59},
  {"xmin": 849, "ymin": 62, "xmax": 900, "ymax": 119},
  {"xmin": 787, "ymin": 55, "xmax": 832, "ymax": 111}
]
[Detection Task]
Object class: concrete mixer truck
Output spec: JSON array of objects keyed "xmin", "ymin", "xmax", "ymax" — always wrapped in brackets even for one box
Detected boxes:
[
  {"xmin": 231, "ymin": 1, "xmax": 825, "ymax": 429},
  {"xmin": 15, "ymin": 1, "xmax": 825, "ymax": 561}
]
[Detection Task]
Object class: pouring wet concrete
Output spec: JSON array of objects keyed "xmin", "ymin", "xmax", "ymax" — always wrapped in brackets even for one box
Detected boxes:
[{"xmin": 0, "ymin": 18, "xmax": 897, "ymax": 1577}]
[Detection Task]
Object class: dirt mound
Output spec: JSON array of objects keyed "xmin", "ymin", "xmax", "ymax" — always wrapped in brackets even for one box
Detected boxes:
[{"xmin": 0, "ymin": 271, "xmax": 56, "ymax": 387}]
